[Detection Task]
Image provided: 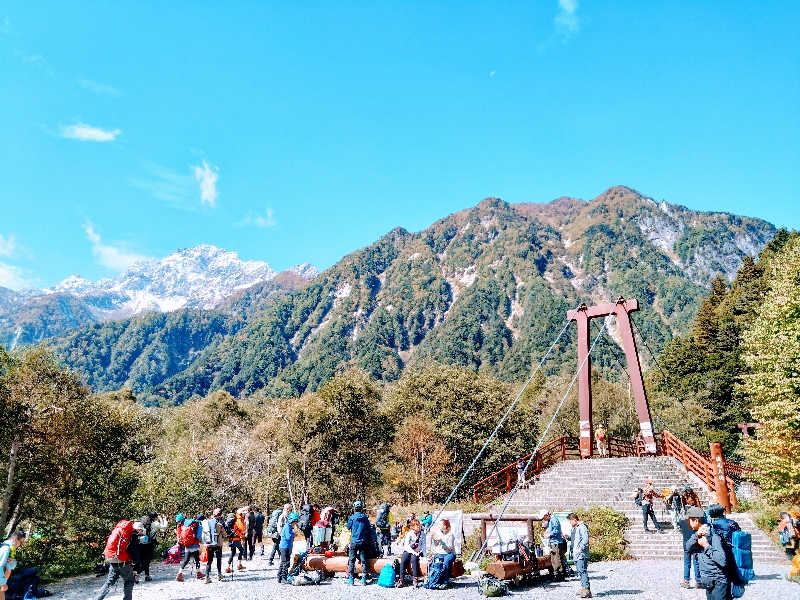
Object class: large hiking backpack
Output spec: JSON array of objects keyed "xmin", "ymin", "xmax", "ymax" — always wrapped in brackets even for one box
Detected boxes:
[
  {"xmin": 267, "ymin": 509, "xmax": 282, "ymax": 537},
  {"xmin": 423, "ymin": 554, "xmax": 449, "ymax": 590},
  {"xmin": 479, "ymin": 574, "xmax": 509, "ymax": 597},
  {"xmin": 179, "ymin": 519, "xmax": 200, "ymax": 547},
  {"xmin": 103, "ymin": 520, "xmax": 134, "ymax": 562},
  {"xmin": 201, "ymin": 518, "xmax": 219, "ymax": 546},
  {"xmin": 711, "ymin": 519, "xmax": 753, "ymax": 597},
  {"xmin": 365, "ymin": 524, "xmax": 380, "ymax": 559},
  {"xmin": 298, "ymin": 504, "xmax": 313, "ymax": 533},
  {"xmin": 376, "ymin": 504, "xmax": 391, "ymax": 529}
]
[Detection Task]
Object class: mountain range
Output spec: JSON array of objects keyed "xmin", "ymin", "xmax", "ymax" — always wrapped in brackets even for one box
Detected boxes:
[
  {"xmin": 35, "ymin": 186, "xmax": 775, "ymax": 405},
  {"xmin": 0, "ymin": 245, "xmax": 317, "ymax": 348}
]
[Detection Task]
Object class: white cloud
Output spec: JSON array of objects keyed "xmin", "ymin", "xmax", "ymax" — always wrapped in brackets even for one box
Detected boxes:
[
  {"xmin": 193, "ymin": 160, "xmax": 219, "ymax": 207},
  {"xmin": 61, "ymin": 122, "xmax": 121, "ymax": 142},
  {"xmin": 489, "ymin": 70, "xmax": 496, "ymax": 78},
  {"xmin": 0, "ymin": 262, "xmax": 29, "ymax": 290},
  {"xmin": 237, "ymin": 208, "xmax": 277, "ymax": 228},
  {"xmin": 83, "ymin": 222, "xmax": 149, "ymax": 271},
  {"xmin": 0, "ymin": 234, "xmax": 15, "ymax": 257},
  {"xmin": 78, "ymin": 78, "xmax": 121, "ymax": 96},
  {"xmin": 555, "ymin": 0, "xmax": 580, "ymax": 36}
]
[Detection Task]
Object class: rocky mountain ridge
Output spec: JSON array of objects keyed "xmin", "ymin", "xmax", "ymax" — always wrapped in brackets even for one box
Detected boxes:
[
  {"xmin": 0, "ymin": 245, "xmax": 317, "ymax": 348},
  {"xmin": 48, "ymin": 186, "xmax": 776, "ymax": 404}
]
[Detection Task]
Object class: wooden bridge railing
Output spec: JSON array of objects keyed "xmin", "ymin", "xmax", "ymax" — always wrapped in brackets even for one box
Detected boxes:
[{"xmin": 471, "ymin": 429, "xmax": 751, "ymax": 506}]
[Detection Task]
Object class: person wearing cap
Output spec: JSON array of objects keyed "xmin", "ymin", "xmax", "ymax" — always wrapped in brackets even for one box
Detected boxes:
[
  {"xmin": 542, "ymin": 512, "xmax": 566, "ymax": 581},
  {"xmin": 277, "ymin": 511, "xmax": 299, "ymax": 584},
  {"xmin": 200, "ymin": 508, "xmax": 227, "ymax": 583},
  {"xmin": 685, "ymin": 506, "xmax": 729, "ymax": 600},
  {"xmin": 641, "ymin": 479, "xmax": 664, "ymax": 533},
  {"xmin": 174, "ymin": 513, "xmax": 186, "ymax": 559},
  {"xmin": 346, "ymin": 500, "xmax": 372, "ymax": 586},
  {"xmin": 567, "ymin": 513, "xmax": 591, "ymax": 598},
  {"xmin": 678, "ymin": 506, "xmax": 704, "ymax": 589}
]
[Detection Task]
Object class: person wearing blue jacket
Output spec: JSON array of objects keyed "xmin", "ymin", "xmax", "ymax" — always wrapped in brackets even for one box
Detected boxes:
[
  {"xmin": 685, "ymin": 507, "xmax": 730, "ymax": 600},
  {"xmin": 346, "ymin": 500, "xmax": 372, "ymax": 586},
  {"xmin": 277, "ymin": 512, "xmax": 299, "ymax": 584},
  {"xmin": 0, "ymin": 531, "xmax": 26, "ymax": 600}
]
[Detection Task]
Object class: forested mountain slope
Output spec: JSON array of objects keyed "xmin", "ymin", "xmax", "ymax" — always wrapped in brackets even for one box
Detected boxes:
[{"xmin": 51, "ymin": 186, "xmax": 775, "ymax": 404}]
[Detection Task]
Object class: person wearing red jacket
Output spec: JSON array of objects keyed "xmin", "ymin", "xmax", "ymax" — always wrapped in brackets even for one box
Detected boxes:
[{"xmin": 94, "ymin": 521, "xmax": 143, "ymax": 600}]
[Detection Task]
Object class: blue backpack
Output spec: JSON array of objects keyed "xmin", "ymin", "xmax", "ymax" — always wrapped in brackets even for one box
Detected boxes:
[
  {"xmin": 423, "ymin": 555, "xmax": 449, "ymax": 590},
  {"xmin": 377, "ymin": 563, "xmax": 396, "ymax": 587}
]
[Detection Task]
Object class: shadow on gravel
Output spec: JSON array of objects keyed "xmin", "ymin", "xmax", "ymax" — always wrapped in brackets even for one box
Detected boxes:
[{"xmin": 594, "ymin": 590, "xmax": 644, "ymax": 596}]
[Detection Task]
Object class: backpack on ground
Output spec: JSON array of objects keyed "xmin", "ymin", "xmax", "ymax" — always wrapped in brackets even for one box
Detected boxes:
[
  {"xmin": 201, "ymin": 518, "xmax": 219, "ymax": 546},
  {"xmin": 267, "ymin": 509, "xmax": 282, "ymax": 536},
  {"xmin": 179, "ymin": 520, "xmax": 200, "ymax": 547},
  {"xmin": 479, "ymin": 574, "xmax": 509, "ymax": 597},
  {"xmin": 298, "ymin": 504, "xmax": 313, "ymax": 533},
  {"xmin": 377, "ymin": 562, "xmax": 396, "ymax": 587},
  {"xmin": 103, "ymin": 520, "xmax": 134, "ymax": 561},
  {"xmin": 423, "ymin": 554, "xmax": 449, "ymax": 590},
  {"xmin": 164, "ymin": 544, "xmax": 181, "ymax": 565},
  {"xmin": 376, "ymin": 504, "xmax": 390, "ymax": 529}
]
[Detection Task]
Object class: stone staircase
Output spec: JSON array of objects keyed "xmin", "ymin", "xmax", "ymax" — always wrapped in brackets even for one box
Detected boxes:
[{"xmin": 497, "ymin": 456, "xmax": 786, "ymax": 563}]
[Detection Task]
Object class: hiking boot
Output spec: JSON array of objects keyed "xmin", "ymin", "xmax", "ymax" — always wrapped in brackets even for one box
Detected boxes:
[
  {"xmin": 657, "ymin": 529, "xmax": 665, "ymax": 534},
  {"xmin": 346, "ymin": 577, "xmax": 354, "ymax": 585},
  {"xmin": 237, "ymin": 563, "xmax": 246, "ymax": 570},
  {"xmin": 225, "ymin": 566, "xmax": 232, "ymax": 573},
  {"xmin": 695, "ymin": 583, "xmax": 706, "ymax": 590},
  {"xmin": 176, "ymin": 572, "xmax": 184, "ymax": 582},
  {"xmin": 196, "ymin": 571, "xmax": 205, "ymax": 579},
  {"xmin": 268, "ymin": 560, "xmax": 274, "ymax": 566},
  {"xmin": 205, "ymin": 577, "xmax": 212, "ymax": 584},
  {"xmin": 144, "ymin": 575, "xmax": 152, "ymax": 582},
  {"xmin": 218, "ymin": 575, "xmax": 225, "ymax": 582},
  {"xmin": 680, "ymin": 580, "xmax": 690, "ymax": 589},
  {"xmin": 580, "ymin": 589, "xmax": 592, "ymax": 598}
]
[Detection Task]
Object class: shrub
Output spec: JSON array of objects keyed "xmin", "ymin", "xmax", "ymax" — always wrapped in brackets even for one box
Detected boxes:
[{"xmin": 576, "ymin": 506, "xmax": 630, "ymax": 561}]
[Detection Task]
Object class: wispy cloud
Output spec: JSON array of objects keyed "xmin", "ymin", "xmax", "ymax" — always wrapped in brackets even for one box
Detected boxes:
[
  {"xmin": 78, "ymin": 78, "xmax": 121, "ymax": 96},
  {"xmin": 193, "ymin": 160, "xmax": 219, "ymax": 207},
  {"xmin": 61, "ymin": 122, "xmax": 121, "ymax": 142},
  {"xmin": 0, "ymin": 233, "xmax": 15, "ymax": 257},
  {"xmin": 0, "ymin": 262, "xmax": 30, "ymax": 290},
  {"xmin": 489, "ymin": 70, "xmax": 496, "ymax": 78},
  {"xmin": 555, "ymin": 0, "xmax": 580, "ymax": 37},
  {"xmin": 0, "ymin": 16, "xmax": 11, "ymax": 35},
  {"xmin": 83, "ymin": 222, "xmax": 149, "ymax": 271},
  {"xmin": 237, "ymin": 208, "xmax": 277, "ymax": 229}
]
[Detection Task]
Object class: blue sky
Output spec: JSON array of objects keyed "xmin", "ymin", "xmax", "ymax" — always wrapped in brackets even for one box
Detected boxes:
[{"xmin": 1, "ymin": 1, "xmax": 798, "ymax": 289}]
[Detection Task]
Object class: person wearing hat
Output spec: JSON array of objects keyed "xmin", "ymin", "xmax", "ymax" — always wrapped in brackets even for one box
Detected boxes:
[
  {"xmin": 678, "ymin": 506, "xmax": 704, "ymax": 589},
  {"xmin": 346, "ymin": 500, "xmax": 372, "ymax": 586},
  {"xmin": 277, "ymin": 511, "xmax": 299, "ymax": 584},
  {"xmin": 200, "ymin": 508, "xmax": 227, "ymax": 583},
  {"xmin": 542, "ymin": 512, "xmax": 567, "ymax": 581},
  {"xmin": 685, "ymin": 506, "xmax": 729, "ymax": 599},
  {"xmin": 174, "ymin": 513, "xmax": 185, "ymax": 559},
  {"xmin": 641, "ymin": 479, "xmax": 664, "ymax": 534}
]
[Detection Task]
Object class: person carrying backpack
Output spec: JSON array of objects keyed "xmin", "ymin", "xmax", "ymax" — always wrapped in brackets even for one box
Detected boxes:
[
  {"xmin": 346, "ymin": 500, "xmax": 372, "ymax": 586},
  {"xmin": 685, "ymin": 507, "xmax": 730, "ymax": 600},
  {"xmin": 0, "ymin": 531, "xmax": 26, "ymax": 600},
  {"xmin": 200, "ymin": 508, "xmax": 227, "ymax": 583},
  {"xmin": 678, "ymin": 508, "xmax": 704, "ymax": 589},
  {"xmin": 298, "ymin": 503, "xmax": 314, "ymax": 544},
  {"xmin": 244, "ymin": 506, "xmax": 257, "ymax": 561},
  {"xmin": 136, "ymin": 512, "xmax": 167, "ymax": 583},
  {"xmin": 225, "ymin": 510, "xmax": 247, "ymax": 573},
  {"xmin": 277, "ymin": 512, "xmax": 299, "ymax": 584},
  {"xmin": 94, "ymin": 521, "xmax": 137, "ymax": 600},
  {"xmin": 176, "ymin": 517, "xmax": 202, "ymax": 582},
  {"xmin": 375, "ymin": 503, "xmax": 394, "ymax": 557},
  {"xmin": 641, "ymin": 480, "xmax": 664, "ymax": 534},
  {"xmin": 253, "ymin": 507, "xmax": 265, "ymax": 557},
  {"xmin": 779, "ymin": 512, "xmax": 799, "ymax": 560},
  {"xmin": 267, "ymin": 504, "xmax": 291, "ymax": 566}
]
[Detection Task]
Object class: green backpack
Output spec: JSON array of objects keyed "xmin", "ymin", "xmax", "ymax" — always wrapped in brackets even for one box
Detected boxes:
[{"xmin": 479, "ymin": 574, "xmax": 509, "ymax": 597}]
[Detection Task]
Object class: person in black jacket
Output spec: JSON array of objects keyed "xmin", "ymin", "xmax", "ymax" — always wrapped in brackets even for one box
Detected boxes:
[
  {"xmin": 253, "ymin": 507, "xmax": 265, "ymax": 557},
  {"xmin": 685, "ymin": 507, "xmax": 730, "ymax": 600}
]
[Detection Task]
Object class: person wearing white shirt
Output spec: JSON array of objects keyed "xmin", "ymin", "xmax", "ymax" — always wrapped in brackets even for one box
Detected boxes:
[
  {"xmin": 395, "ymin": 519, "xmax": 423, "ymax": 588},
  {"xmin": 428, "ymin": 519, "xmax": 457, "ymax": 587}
]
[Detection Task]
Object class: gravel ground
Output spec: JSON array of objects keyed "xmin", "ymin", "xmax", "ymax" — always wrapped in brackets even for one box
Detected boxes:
[{"xmin": 48, "ymin": 554, "xmax": 798, "ymax": 600}]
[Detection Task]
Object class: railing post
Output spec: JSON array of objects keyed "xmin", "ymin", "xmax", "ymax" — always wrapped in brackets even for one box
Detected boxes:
[
  {"xmin": 506, "ymin": 467, "xmax": 511, "ymax": 493},
  {"xmin": 561, "ymin": 437, "xmax": 566, "ymax": 461},
  {"xmin": 536, "ymin": 451, "xmax": 542, "ymax": 474},
  {"xmin": 709, "ymin": 442, "xmax": 732, "ymax": 512}
]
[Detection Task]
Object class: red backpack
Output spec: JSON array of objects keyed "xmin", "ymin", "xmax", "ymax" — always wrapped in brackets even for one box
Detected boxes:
[
  {"xmin": 179, "ymin": 520, "xmax": 200, "ymax": 546},
  {"xmin": 103, "ymin": 520, "xmax": 134, "ymax": 562}
]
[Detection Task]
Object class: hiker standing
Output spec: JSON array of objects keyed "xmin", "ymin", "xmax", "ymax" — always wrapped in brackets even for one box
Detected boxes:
[
  {"xmin": 268, "ymin": 504, "xmax": 292, "ymax": 566},
  {"xmin": 641, "ymin": 479, "xmax": 664, "ymax": 533},
  {"xmin": 225, "ymin": 510, "xmax": 247, "ymax": 573},
  {"xmin": 277, "ymin": 512, "xmax": 299, "ymax": 584},
  {"xmin": 779, "ymin": 511, "xmax": 800, "ymax": 560},
  {"xmin": 174, "ymin": 513, "xmax": 185, "ymax": 559},
  {"xmin": 376, "ymin": 503, "xmax": 394, "ymax": 557},
  {"xmin": 568, "ymin": 513, "xmax": 591, "ymax": 599},
  {"xmin": 0, "ymin": 531, "xmax": 26, "ymax": 600},
  {"xmin": 542, "ymin": 512, "xmax": 566, "ymax": 581},
  {"xmin": 665, "ymin": 489, "xmax": 684, "ymax": 533},
  {"xmin": 396, "ymin": 519, "xmax": 423, "ymax": 588},
  {"xmin": 94, "ymin": 521, "xmax": 136, "ymax": 600},
  {"xmin": 595, "ymin": 425, "xmax": 608, "ymax": 457},
  {"xmin": 346, "ymin": 500, "xmax": 372, "ymax": 586},
  {"xmin": 137, "ymin": 512, "xmax": 167, "ymax": 582},
  {"xmin": 253, "ymin": 507, "xmax": 265, "ymax": 557},
  {"xmin": 685, "ymin": 507, "xmax": 730, "ymax": 600},
  {"xmin": 200, "ymin": 508, "xmax": 227, "ymax": 583},
  {"xmin": 420, "ymin": 510, "xmax": 433, "ymax": 556},
  {"xmin": 245, "ymin": 506, "xmax": 256, "ymax": 560},
  {"xmin": 176, "ymin": 516, "xmax": 202, "ymax": 581},
  {"xmin": 515, "ymin": 456, "xmax": 526, "ymax": 488},
  {"xmin": 678, "ymin": 508, "xmax": 704, "ymax": 589}
]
